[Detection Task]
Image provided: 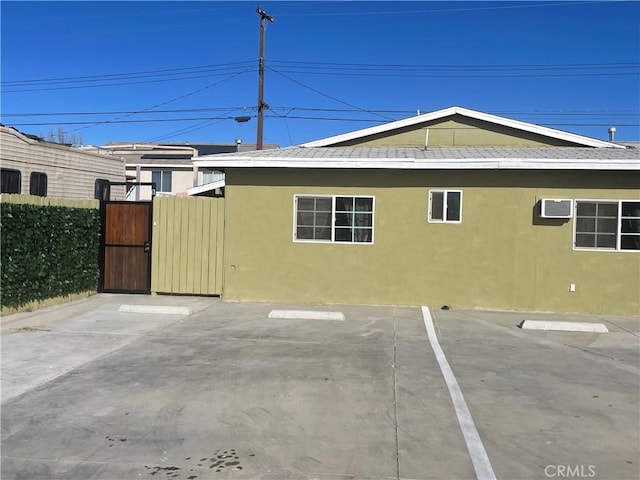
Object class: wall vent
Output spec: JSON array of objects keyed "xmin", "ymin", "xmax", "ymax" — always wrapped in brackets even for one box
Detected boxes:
[{"xmin": 540, "ymin": 199, "xmax": 573, "ymax": 218}]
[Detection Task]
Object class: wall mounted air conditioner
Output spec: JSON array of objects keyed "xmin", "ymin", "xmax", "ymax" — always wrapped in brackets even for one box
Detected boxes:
[{"xmin": 540, "ymin": 199, "xmax": 573, "ymax": 218}]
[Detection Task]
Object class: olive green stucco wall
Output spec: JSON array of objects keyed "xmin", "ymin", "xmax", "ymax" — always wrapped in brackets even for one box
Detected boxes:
[
  {"xmin": 221, "ymin": 168, "xmax": 639, "ymax": 315},
  {"xmin": 332, "ymin": 115, "xmax": 581, "ymax": 147}
]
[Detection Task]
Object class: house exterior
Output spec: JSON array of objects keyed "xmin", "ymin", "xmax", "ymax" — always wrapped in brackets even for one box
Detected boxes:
[
  {"xmin": 99, "ymin": 141, "xmax": 278, "ymax": 200},
  {"xmin": 1, "ymin": 126, "xmax": 126, "ymax": 199},
  {"xmin": 193, "ymin": 107, "xmax": 640, "ymax": 316}
]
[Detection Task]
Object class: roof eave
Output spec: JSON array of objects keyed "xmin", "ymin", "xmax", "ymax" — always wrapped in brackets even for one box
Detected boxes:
[
  {"xmin": 193, "ymin": 158, "xmax": 639, "ymax": 171},
  {"xmin": 125, "ymin": 163, "xmax": 195, "ymax": 168}
]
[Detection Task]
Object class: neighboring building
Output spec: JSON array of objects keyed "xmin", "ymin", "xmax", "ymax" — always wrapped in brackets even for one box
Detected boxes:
[
  {"xmin": 99, "ymin": 141, "xmax": 278, "ymax": 200},
  {"xmin": 193, "ymin": 106, "xmax": 640, "ymax": 316},
  {"xmin": 0, "ymin": 125, "xmax": 126, "ymax": 200}
]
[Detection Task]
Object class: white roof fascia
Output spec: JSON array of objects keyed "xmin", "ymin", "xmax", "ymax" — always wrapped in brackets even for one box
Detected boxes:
[
  {"xmin": 299, "ymin": 106, "xmax": 624, "ymax": 149},
  {"xmin": 105, "ymin": 143, "xmax": 197, "ymax": 152},
  {"xmin": 186, "ymin": 179, "xmax": 226, "ymax": 196},
  {"xmin": 125, "ymin": 163, "xmax": 195, "ymax": 168},
  {"xmin": 193, "ymin": 157, "xmax": 639, "ymax": 171}
]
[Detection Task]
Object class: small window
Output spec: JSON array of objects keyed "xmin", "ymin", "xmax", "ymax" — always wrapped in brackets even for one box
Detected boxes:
[
  {"xmin": 294, "ymin": 195, "xmax": 374, "ymax": 244},
  {"xmin": 29, "ymin": 172, "xmax": 47, "ymax": 196},
  {"xmin": 574, "ymin": 200, "xmax": 640, "ymax": 251},
  {"xmin": 429, "ymin": 190, "xmax": 462, "ymax": 223},
  {"xmin": 152, "ymin": 170, "xmax": 172, "ymax": 193},
  {"xmin": 95, "ymin": 179, "xmax": 111, "ymax": 201},
  {"xmin": 621, "ymin": 202, "xmax": 640, "ymax": 250},
  {"xmin": 1, "ymin": 168, "xmax": 21, "ymax": 193}
]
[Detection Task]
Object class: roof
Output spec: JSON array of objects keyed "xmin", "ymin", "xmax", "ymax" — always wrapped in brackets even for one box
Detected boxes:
[
  {"xmin": 193, "ymin": 146, "xmax": 640, "ymax": 171},
  {"xmin": 108, "ymin": 143, "xmax": 278, "ymax": 156},
  {"xmin": 299, "ymin": 106, "xmax": 625, "ymax": 149},
  {"xmin": 1, "ymin": 125, "xmax": 124, "ymax": 163},
  {"xmin": 104, "ymin": 141, "xmax": 279, "ymax": 167},
  {"xmin": 179, "ymin": 143, "xmax": 279, "ymax": 155}
]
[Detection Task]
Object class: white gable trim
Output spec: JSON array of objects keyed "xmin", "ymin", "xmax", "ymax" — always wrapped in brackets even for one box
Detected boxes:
[
  {"xmin": 299, "ymin": 106, "xmax": 624, "ymax": 149},
  {"xmin": 125, "ymin": 163, "xmax": 194, "ymax": 168}
]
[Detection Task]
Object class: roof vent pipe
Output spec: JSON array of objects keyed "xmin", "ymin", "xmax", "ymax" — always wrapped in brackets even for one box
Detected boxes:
[{"xmin": 608, "ymin": 127, "xmax": 616, "ymax": 142}]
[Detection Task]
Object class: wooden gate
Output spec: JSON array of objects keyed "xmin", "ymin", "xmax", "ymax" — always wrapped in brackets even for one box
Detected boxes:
[
  {"xmin": 151, "ymin": 196, "xmax": 224, "ymax": 295},
  {"xmin": 100, "ymin": 201, "xmax": 153, "ymax": 293}
]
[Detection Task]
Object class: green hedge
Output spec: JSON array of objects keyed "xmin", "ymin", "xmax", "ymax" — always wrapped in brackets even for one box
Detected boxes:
[{"xmin": 1, "ymin": 203, "xmax": 100, "ymax": 309}]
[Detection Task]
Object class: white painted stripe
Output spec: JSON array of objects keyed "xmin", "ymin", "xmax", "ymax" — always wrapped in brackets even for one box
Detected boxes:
[
  {"xmin": 421, "ymin": 306, "xmax": 496, "ymax": 480},
  {"xmin": 118, "ymin": 305, "xmax": 192, "ymax": 315},
  {"xmin": 268, "ymin": 310, "xmax": 345, "ymax": 321},
  {"xmin": 520, "ymin": 320, "xmax": 608, "ymax": 333}
]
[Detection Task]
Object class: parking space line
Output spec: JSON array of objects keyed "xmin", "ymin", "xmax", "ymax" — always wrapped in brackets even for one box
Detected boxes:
[
  {"xmin": 421, "ymin": 306, "xmax": 496, "ymax": 480},
  {"xmin": 268, "ymin": 310, "xmax": 345, "ymax": 321}
]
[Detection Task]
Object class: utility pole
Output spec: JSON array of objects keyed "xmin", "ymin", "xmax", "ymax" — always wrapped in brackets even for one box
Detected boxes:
[{"xmin": 256, "ymin": 6, "xmax": 274, "ymax": 150}]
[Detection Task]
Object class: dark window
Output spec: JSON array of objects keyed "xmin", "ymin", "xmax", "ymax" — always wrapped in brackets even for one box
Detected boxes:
[
  {"xmin": 294, "ymin": 195, "xmax": 374, "ymax": 243},
  {"xmin": 152, "ymin": 170, "xmax": 172, "ymax": 193},
  {"xmin": 574, "ymin": 200, "xmax": 640, "ymax": 251},
  {"xmin": 95, "ymin": 179, "xmax": 111, "ymax": 201},
  {"xmin": 620, "ymin": 201, "xmax": 640, "ymax": 251},
  {"xmin": 429, "ymin": 190, "xmax": 462, "ymax": 223},
  {"xmin": 29, "ymin": 172, "xmax": 47, "ymax": 196},
  {"xmin": 1, "ymin": 168, "xmax": 21, "ymax": 193},
  {"xmin": 296, "ymin": 196, "xmax": 332, "ymax": 241}
]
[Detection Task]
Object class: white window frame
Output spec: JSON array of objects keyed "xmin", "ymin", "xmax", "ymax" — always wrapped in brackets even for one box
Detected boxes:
[
  {"xmin": 428, "ymin": 190, "xmax": 463, "ymax": 224},
  {"xmin": 293, "ymin": 194, "xmax": 375, "ymax": 244},
  {"xmin": 151, "ymin": 170, "xmax": 172, "ymax": 193},
  {"xmin": 573, "ymin": 199, "xmax": 640, "ymax": 252}
]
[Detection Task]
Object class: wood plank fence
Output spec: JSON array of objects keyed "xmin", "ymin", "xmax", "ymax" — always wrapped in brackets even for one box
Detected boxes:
[{"xmin": 151, "ymin": 196, "xmax": 225, "ymax": 296}]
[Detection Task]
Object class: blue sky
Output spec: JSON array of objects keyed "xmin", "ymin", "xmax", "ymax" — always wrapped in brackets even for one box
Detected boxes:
[{"xmin": 1, "ymin": 1, "xmax": 639, "ymax": 147}]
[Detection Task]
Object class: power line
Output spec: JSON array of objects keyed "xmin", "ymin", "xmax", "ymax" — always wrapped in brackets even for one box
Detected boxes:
[
  {"xmin": 1, "ymin": 107, "xmax": 253, "ymax": 117},
  {"xmin": 7, "ymin": 116, "xmax": 248, "ymax": 126},
  {"xmin": 4, "ymin": 107, "xmax": 638, "ymax": 126},
  {"xmin": 264, "ymin": 114, "xmax": 640, "ymax": 128},
  {"xmin": 3, "ymin": 107, "xmax": 638, "ymax": 118},
  {"xmin": 6, "ymin": 60, "xmax": 635, "ymax": 92},
  {"xmin": 267, "ymin": 67, "xmax": 396, "ymax": 121},
  {"xmin": 7, "ymin": 114, "xmax": 638, "ymax": 128},
  {"xmin": 273, "ymin": 1, "xmax": 621, "ymax": 17},
  {"xmin": 65, "ymin": 70, "xmax": 251, "ymax": 135},
  {"xmin": 269, "ymin": 59, "xmax": 639, "ymax": 78},
  {"xmin": 269, "ymin": 60, "xmax": 639, "ymax": 71},
  {"xmin": 1, "ymin": 61, "xmax": 255, "ymax": 86},
  {"xmin": 270, "ymin": 69, "xmax": 639, "ymax": 79},
  {"xmin": 144, "ymin": 108, "xmax": 246, "ymax": 142},
  {"xmin": 266, "ymin": 107, "xmax": 640, "ymax": 116},
  {"xmin": 2, "ymin": 68, "xmax": 256, "ymax": 93}
]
